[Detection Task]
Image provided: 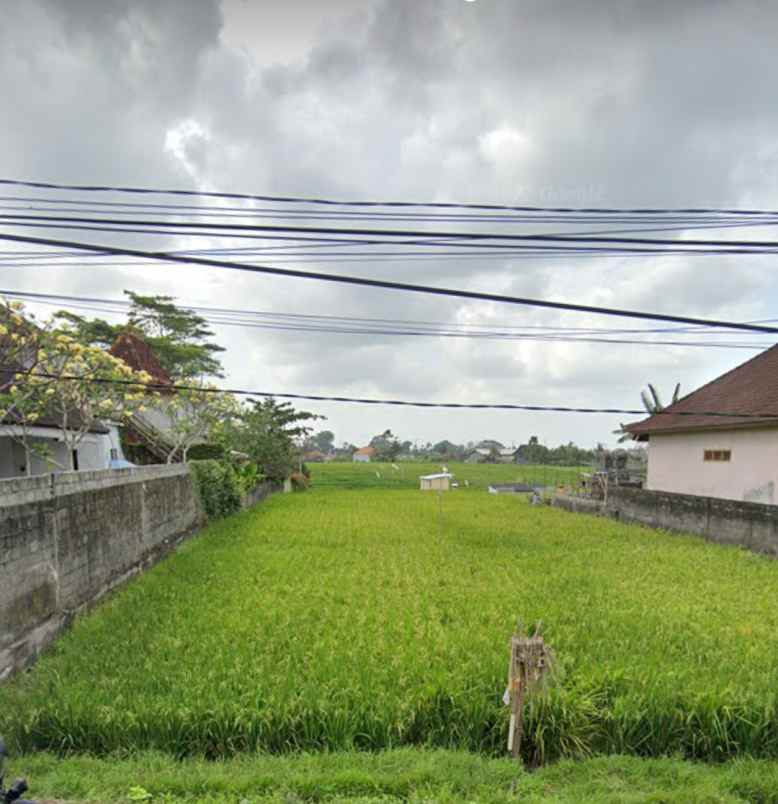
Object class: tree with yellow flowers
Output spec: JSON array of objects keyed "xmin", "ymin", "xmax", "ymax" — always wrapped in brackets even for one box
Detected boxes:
[
  {"xmin": 0, "ymin": 298, "xmax": 156, "ymax": 472},
  {"xmin": 142, "ymin": 380, "xmax": 241, "ymax": 463}
]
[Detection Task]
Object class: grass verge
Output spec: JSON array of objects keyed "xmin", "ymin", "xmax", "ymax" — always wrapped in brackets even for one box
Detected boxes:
[{"xmin": 12, "ymin": 749, "xmax": 778, "ymax": 803}]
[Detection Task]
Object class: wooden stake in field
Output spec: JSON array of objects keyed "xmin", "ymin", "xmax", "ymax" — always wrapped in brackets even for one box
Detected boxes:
[{"xmin": 506, "ymin": 620, "xmax": 552, "ymax": 761}]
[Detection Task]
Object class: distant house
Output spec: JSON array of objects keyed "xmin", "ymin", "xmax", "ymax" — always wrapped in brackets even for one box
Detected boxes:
[
  {"xmin": 624, "ymin": 345, "xmax": 778, "ymax": 503},
  {"xmin": 352, "ymin": 446, "xmax": 376, "ymax": 463},
  {"xmin": 420, "ymin": 473, "xmax": 452, "ymax": 491},
  {"xmin": 465, "ymin": 446, "xmax": 517, "ymax": 463},
  {"xmin": 303, "ymin": 450, "xmax": 326, "ymax": 463}
]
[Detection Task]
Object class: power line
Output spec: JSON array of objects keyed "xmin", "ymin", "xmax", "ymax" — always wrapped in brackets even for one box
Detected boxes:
[
  {"xmin": 0, "ymin": 230, "xmax": 776, "ymax": 333},
  {"xmin": 4, "ymin": 176, "xmax": 778, "ymax": 217},
  {"xmin": 6, "ymin": 211, "xmax": 778, "ymax": 252},
  {"xmin": 7, "ymin": 199, "xmax": 778, "ymax": 238},
  {"xmin": 7, "ymin": 287, "xmax": 773, "ymax": 335},
  {"xmin": 8, "ymin": 218, "xmax": 721, "ymax": 256},
  {"xmin": 1, "ymin": 288, "xmax": 770, "ymax": 350},
  {"xmin": 14, "ymin": 370, "xmax": 778, "ymax": 421}
]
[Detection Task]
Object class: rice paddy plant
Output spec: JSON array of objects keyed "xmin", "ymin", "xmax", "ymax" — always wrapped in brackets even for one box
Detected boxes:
[
  {"xmin": 309, "ymin": 460, "xmax": 585, "ymax": 491},
  {"xmin": 3, "ymin": 485, "xmax": 778, "ymax": 763}
]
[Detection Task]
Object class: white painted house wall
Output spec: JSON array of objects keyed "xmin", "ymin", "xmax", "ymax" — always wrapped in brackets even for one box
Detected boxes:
[
  {"xmin": 0, "ymin": 424, "xmax": 126, "ymax": 479},
  {"xmin": 646, "ymin": 428, "xmax": 778, "ymax": 503}
]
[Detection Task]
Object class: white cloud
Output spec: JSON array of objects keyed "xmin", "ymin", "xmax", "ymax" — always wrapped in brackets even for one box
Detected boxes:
[{"xmin": 478, "ymin": 126, "xmax": 534, "ymax": 170}]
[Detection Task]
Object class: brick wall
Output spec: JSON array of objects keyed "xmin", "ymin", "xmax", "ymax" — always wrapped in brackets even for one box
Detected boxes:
[
  {"xmin": 552, "ymin": 487, "xmax": 778, "ymax": 556},
  {"xmin": 0, "ymin": 465, "xmax": 203, "ymax": 681}
]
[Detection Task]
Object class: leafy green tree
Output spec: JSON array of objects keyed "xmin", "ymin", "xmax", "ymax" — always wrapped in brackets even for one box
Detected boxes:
[
  {"xmin": 309, "ymin": 429, "xmax": 335, "ymax": 454},
  {"xmin": 54, "ymin": 290, "xmax": 225, "ymax": 380},
  {"xmin": 224, "ymin": 397, "xmax": 323, "ymax": 483},
  {"xmin": 369, "ymin": 429, "xmax": 402, "ymax": 461}
]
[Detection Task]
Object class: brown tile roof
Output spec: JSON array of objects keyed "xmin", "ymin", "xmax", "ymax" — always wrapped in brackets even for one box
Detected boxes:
[
  {"xmin": 354, "ymin": 446, "xmax": 377, "ymax": 456},
  {"xmin": 109, "ymin": 331, "xmax": 171, "ymax": 386},
  {"xmin": 625, "ymin": 343, "xmax": 778, "ymax": 437}
]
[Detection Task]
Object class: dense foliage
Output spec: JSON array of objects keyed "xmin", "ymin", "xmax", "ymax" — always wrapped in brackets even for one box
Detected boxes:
[
  {"xmin": 220, "ymin": 397, "xmax": 321, "ymax": 484},
  {"xmin": 4, "ymin": 483, "xmax": 778, "ymax": 764},
  {"xmin": 54, "ymin": 291, "xmax": 226, "ymax": 379},
  {"xmin": 188, "ymin": 459, "xmax": 243, "ymax": 519}
]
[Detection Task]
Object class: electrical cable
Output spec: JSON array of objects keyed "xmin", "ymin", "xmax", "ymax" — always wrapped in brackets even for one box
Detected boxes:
[
  {"xmin": 4, "ymin": 177, "xmax": 778, "ymax": 217},
  {"xmin": 7, "ymin": 211, "xmax": 778, "ymax": 251},
  {"xmin": 0, "ymin": 288, "xmax": 770, "ymax": 350},
  {"xmin": 12, "ymin": 371, "xmax": 778, "ymax": 421},
  {"xmin": 0, "ymin": 230, "xmax": 775, "ymax": 333},
  {"xmin": 6, "ymin": 287, "xmax": 773, "ymax": 335}
]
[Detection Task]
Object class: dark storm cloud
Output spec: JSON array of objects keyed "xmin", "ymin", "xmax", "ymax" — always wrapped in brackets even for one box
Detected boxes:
[{"xmin": 1, "ymin": 0, "xmax": 777, "ymax": 445}]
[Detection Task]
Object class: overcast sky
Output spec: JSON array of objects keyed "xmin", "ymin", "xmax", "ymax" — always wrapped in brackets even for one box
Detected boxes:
[{"xmin": 2, "ymin": 0, "xmax": 777, "ymax": 449}]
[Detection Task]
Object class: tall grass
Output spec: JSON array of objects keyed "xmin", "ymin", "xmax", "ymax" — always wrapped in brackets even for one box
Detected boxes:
[{"xmin": 3, "ymin": 488, "xmax": 778, "ymax": 763}]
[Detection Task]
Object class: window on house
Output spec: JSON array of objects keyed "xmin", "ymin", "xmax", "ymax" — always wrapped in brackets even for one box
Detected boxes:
[
  {"xmin": 72, "ymin": 449, "xmax": 79, "ymax": 471},
  {"xmin": 703, "ymin": 449, "xmax": 731, "ymax": 462}
]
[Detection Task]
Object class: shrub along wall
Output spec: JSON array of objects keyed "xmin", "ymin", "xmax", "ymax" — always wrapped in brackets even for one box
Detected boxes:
[{"xmin": 189, "ymin": 459, "xmax": 243, "ymax": 519}]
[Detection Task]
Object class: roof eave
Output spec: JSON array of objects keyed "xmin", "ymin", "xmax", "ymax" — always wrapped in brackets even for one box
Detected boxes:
[{"xmin": 628, "ymin": 418, "xmax": 778, "ymax": 438}]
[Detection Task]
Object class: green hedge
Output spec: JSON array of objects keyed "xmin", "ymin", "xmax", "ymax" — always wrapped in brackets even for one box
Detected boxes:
[
  {"xmin": 188, "ymin": 459, "xmax": 243, "ymax": 520},
  {"xmin": 186, "ymin": 443, "xmax": 226, "ymax": 461}
]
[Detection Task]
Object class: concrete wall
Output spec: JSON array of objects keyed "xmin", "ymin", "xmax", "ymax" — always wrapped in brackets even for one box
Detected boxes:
[
  {"xmin": 0, "ymin": 465, "xmax": 202, "ymax": 681},
  {"xmin": 553, "ymin": 486, "xmax": 778, "ymax": 556},
  {"xmin": 241, "ymin": 479, "xmax": 280, "ymax": 508},
  {"xmin": 646, "ymin": 428, "xmax": 778, "ymax": 503}
]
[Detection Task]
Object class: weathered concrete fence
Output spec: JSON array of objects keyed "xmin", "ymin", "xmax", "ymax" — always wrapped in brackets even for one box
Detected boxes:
[
  {"xmin": 553, "ymin": 486, "xmax": 778, "ymax": 556},
  {"xmin": 0, "ymin": 465, "xmax": 202, "ymax": 681}
]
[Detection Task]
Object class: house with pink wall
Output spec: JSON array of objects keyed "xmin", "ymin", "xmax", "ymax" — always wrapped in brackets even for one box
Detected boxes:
[{"xmin": 625, "ymin": 345, "xmax": 778, "ymax": 504}]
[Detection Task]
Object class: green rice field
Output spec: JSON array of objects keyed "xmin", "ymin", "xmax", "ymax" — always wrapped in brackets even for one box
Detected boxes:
[
  {"xmin": 309, "ymin": 459, "xmax": 585, "ymax": 490},
  {"xmin": 3, "ymin": 473, "xmax": 778, "ymax": 766}
]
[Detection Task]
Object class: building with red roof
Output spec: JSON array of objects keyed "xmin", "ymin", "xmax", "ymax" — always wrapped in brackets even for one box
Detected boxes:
[
  {"xmin": 624, "ymin": 344, "xmax": 778, "ymax": 503},
  {"xmin": 352, "ymin": 446, "xmax": 376, "ymax": 463},
  {"xmin": 109, "ymin": 331, "xmax": 172, "ymax": 387}
]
